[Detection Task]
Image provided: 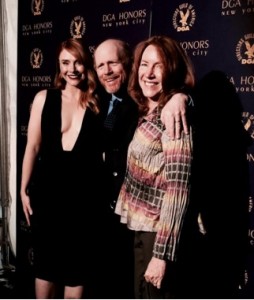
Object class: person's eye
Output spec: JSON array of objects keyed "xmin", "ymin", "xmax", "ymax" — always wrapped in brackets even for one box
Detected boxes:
[
  {"xmin": 155, "ymin": 64, "xmax": 163, "ymax": 70},
  {"xmin": 140, "ymin": 62, "xmax": 147, "ymax": 67}
]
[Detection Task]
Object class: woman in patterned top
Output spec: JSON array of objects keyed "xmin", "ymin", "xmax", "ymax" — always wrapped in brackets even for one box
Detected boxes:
[{"xmin": 115, "ymin": 35, "xmax": 195, "ymax": 299}]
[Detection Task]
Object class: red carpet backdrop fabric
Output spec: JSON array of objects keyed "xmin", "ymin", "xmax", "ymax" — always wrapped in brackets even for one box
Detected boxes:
[{"xmin": 17, "ymin": 0, "xmax": 254, "ymax": 298}]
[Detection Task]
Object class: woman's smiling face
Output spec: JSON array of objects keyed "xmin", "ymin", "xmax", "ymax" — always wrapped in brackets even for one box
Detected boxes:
[
  {"xmin": 138, "ymin": 44, "xmax": 164, "ymax": 102},
  {"xmin": 59, "ymin": 49, "xmax": 86, "ymax": 87}
]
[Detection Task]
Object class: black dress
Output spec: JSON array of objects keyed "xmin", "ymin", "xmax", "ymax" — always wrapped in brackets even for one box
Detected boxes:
[{"xmin": 29, "ymin": 89, "xmax": 105, "ymax": 286}]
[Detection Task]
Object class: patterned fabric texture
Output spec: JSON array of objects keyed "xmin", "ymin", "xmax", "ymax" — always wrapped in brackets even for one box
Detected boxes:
[{"xmin": 115, "ymin": 107, "xmax": 193, "ymax": 261}]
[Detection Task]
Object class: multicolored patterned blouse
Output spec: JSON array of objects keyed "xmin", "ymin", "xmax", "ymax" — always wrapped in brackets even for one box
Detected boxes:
[{"xmin": 115, "ymin": 107, "xmax": 193, "ymax": 261}]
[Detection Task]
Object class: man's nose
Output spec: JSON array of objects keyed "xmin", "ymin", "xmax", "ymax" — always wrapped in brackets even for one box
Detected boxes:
[{"xmin": 104, "ymin": 64, "xmax": 112, "ymax": 74}]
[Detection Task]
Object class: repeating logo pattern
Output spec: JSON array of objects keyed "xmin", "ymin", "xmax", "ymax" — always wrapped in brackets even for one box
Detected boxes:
[
  {"xmin": 236, "ymin": 33, "xmax": 254, "ymax": 64},
  {"xmin": 30, "ymin": 48, "xmax": 43, "ymax": 69},
  {"xmin": 221, "ymin": 0, "xmax": 254, "ymax": 16},
  {"xmin": 70, "ymin": 16, "xmax": 86, "ymax": 39},
  {"xmin": 172, "ymin": 3, "xmax": 196, "ymax": 32},
  {"xmin": 31, "ymin": 0, "xmax": 44, "ymax": 16},
  {"xmin": 102, "ymin": 9, "xmax": 147, "ymax": 28},
  {"xmin": 242, "ymin": 111, "xmax": 254, "ymax": 140}
]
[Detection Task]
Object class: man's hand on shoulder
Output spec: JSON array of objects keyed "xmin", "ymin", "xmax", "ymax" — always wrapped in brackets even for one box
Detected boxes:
[{"xmin": 161, "ymin": 93, "xmax": 189, "ymax": 140}]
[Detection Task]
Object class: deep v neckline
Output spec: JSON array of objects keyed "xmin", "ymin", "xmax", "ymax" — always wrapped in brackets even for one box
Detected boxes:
[{"xmin": 60, "ymin": 104, "xmax": 87, "ymax": 153}]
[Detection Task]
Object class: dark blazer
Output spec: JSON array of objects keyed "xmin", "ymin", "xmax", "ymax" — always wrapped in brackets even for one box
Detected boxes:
[
  {"xmin": 99, "ymin": 87, "xmax": 139, "ymax": 209},
  {"xmin": 95, "ymin": 87, "xmax": 138, "ymax": 298}
]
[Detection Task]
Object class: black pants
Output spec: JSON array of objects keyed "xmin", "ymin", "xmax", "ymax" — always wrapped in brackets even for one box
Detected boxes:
[
  {"xmin": 134, "ymin": 231, "xmax": 177, "ymax": 299},
  {"xmin": 91, "ymin": 213, "xmax": 135, "ymax": 299}
]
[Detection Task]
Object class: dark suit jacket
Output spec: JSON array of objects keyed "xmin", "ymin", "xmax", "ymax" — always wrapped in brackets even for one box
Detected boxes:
[{"xmin": 99, "ymin": 87, "xmax": 139, "ymax": 209}]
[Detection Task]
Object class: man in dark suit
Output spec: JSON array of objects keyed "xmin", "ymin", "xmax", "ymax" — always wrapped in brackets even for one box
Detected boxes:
[{"xmin": 93, "ymin": 38, "xmax": 188, "ymax": 298}]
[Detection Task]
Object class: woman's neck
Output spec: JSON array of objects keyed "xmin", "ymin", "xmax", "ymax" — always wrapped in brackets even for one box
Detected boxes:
[
  {"xmin": 147, "ymin": 98, "xmax": 158, "ymax": 115},
  {"xmin": 62, "ymin": 85, "xmax": 82, "ymax": 104}
]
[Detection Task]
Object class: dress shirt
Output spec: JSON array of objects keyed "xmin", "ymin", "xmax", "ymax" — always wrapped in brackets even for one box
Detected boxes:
[{"xmin": 107, "ymin": 94, "xmax": 122, "ymax": 115}]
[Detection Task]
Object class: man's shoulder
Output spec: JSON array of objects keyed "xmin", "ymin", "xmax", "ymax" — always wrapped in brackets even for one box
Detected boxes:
[
  {"xmin": 122, "ymin": 94, "xmax": 138, "ymax": 108},
  {"xmin": 121, "ymin": 97, "xmax": 138, "ymax": 118}
]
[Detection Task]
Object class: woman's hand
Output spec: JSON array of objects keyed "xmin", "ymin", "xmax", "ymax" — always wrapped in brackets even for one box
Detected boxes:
[
  {"xmin": 144, "ymin": 257, "xmax": 166, "ymax": 289},
  {"xmin": 20, "ymin": 190, "xmax": 33, "ymax": 226}
]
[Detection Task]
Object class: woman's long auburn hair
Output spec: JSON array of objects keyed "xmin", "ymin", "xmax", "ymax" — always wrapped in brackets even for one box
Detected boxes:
[
  {"xmin": 54, "ymin": 38, "xmax": 100, "ymax": 114},
  {"xmin": 128, "ymin": 35, "xmax": 195, "ymax": 116}
]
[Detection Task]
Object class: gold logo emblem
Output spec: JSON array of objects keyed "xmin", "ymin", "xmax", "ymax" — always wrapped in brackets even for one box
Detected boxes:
[
  {"xmin": 70, "ymin": 16, "xmax": 86, "ymax": 39},
  {"xmin": 30, "ymin": 48, "xmax": 43, "ymax": 69},
  {"xmin": 236, "ymin": 33, "xmax": 254, "ymax": 64},
  {"xmin": 242, "ymin": 111, "xmax": 254, "ymax": 140},
  {"xmin": 245, "ymin": 41, "xmax": 254, "ymax": 59},
  {"xmin": 173, "ymin": 3, "xmax": 196, "ymax": 32},
  {"xmin": 31, "ymin": 0, "xmax": 44, "ymax": 16}
]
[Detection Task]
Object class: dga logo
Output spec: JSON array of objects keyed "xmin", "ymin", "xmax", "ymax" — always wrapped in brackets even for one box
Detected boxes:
[
  {"xmin": 236, "ymin": 33, "xmax": 254, "ymax": 64},
  {"xmin": 30, "ymin": 48, "xmax": 43, "ymax": 69},
  {"xmin": 70, "ymin": 16, "xmax": 86, "ymax": 39},
  {"xmin": 221, "ymin": 0, "xmax": 241, "ymax": 16},
  {"xmin": 31, "ymin": 0, "xmax": 44, "ymax": 16},
  {"xmin": 173, "ymin": 3, "xmax": 196, "ymax": 32},
  {"xmin": 242, "ymin": 111, "xmax": 254, "ymax": 139}
]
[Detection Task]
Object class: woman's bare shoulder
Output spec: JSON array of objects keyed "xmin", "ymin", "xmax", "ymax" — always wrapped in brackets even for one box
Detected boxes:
[{"xmin": 31, "ymin": 89, "xmax": 48, "ymax": 112}]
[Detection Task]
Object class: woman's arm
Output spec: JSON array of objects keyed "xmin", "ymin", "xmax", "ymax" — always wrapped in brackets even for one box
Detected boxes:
[
  {"xmin": 20, "ymin": 90, "xmax": 47, "ymax": 226},
  {"xmin": 154, "ymin": 129, "xmax": 193, "ymax": 261},
  {"xmin": 145, "ymin": 128, "xmax": 193, "ymax": 289}
]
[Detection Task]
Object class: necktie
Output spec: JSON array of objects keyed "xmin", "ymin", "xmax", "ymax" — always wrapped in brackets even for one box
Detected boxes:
[{"xmin": 104, "ymin": 98, "xmax": 120, "ymax": 130}]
